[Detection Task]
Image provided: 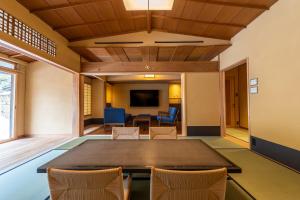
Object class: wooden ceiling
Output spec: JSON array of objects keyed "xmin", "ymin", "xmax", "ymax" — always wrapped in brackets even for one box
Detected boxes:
[
  {"xmin": 71, "ymin": 45, "xmax": 230, "ymax": 62},
  {"xmin": 0, "ymin": 46, "xmax": 36, "ymax": 63},
  {"xmin": 17, "ymin": 0, "xmax": 278, "ymax": 41}
]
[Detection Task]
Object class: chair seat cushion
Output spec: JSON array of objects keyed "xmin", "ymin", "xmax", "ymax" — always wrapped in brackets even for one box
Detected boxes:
[{"xmin": 157, "ymin": 116, "xmax": 173, "ymax": 122}]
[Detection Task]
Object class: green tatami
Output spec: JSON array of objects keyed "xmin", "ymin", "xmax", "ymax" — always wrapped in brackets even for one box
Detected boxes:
[
  {"xmin": 56, "ymin": 135, "xmax": 245, "ymax": 150},
  {"xmin": 0, "ymin": 136, "xmax": 299, "ymax": 200},
  {"xmin": 218, "ymin": 149, "xmax": 300, "ymax": 200},
  {"xmin": 0, "ymin": 150, "xmax": 66, "ymax": 200}
]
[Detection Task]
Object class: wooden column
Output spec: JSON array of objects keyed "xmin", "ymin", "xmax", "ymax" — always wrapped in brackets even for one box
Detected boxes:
[{"xmin": 72, "ymin": 73, "xmax": 84, "ymax": 137}]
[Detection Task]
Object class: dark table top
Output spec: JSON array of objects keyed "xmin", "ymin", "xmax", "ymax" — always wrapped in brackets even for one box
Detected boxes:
[{"xmin": 38, "ymin": 140, "xmax": 241, "ymax": 173}]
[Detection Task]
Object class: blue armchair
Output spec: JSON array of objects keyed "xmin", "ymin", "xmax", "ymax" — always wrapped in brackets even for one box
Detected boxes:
[
  {"xmin": 104, "ymin": 107, "xmax": 129, "ymax": 127},
  {"xmin": 157, "ymin": 107, "xmax": 178, "ymax": 126}
]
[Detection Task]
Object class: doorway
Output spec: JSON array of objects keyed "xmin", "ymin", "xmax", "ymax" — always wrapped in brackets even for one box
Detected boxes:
[
  {"xmin": 0, "ymin": 71, "xmax": 15, "ymax": 141},
  {"xmin": 224, "ymin": 62, "xmax": 249, "ymax": 143}
]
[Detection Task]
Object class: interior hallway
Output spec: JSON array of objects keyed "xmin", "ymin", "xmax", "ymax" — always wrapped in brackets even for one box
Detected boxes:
[{"xmin": 226, "ymin": 128, "xmax": 249, "ymax": 143}]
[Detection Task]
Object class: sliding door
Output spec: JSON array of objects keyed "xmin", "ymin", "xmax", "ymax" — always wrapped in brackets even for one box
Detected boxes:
[{"xmin": 0, "ymin": 71, "xmax": 15, "ymax": 141}]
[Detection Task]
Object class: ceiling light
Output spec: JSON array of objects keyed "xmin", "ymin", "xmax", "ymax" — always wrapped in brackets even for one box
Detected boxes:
[
  {"xmin": 144, "ymin": 74, "xmax": 155, "ymax": 78},
  {"xmin": 123, "ymin": 0, "xmax": 174, "ymax": 11}
]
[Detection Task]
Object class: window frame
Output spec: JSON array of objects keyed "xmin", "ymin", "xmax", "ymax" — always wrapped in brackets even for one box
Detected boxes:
[{"xmin": 84, "ymin": 83, "xmax": 92, "ymax": 116}]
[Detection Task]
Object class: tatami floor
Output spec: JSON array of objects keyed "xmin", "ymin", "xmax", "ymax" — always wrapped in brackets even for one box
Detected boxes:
[
  {"xmin": 226, "ymin": 128, "xmax": 249, "ymax": 143},
  {"xmin": 0, "ymin": 135, "xmax": 299, "ymax": 200}
]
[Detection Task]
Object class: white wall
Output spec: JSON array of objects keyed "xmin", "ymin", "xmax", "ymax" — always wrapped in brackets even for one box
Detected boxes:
[
  {"xmin": 220, "ymin": 0, "xmax": 300, "ymax": 150},
  {"xmin": 111, "ymin": 83, "xmax": 169, "ymax": 116},
  {"xmin": 185, "ymin": 73, "xmax": 220, "ymax": 126},
  {"xmin": 25, "ymin": 61, "xmax": 73, "ymax": 135}
]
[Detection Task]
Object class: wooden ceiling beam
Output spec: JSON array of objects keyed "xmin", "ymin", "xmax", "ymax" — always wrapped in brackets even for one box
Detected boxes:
[
  {"xmin": 152, "ymin": 15, "xmax": 246, "ymax": 28},
  {"xmin": 54, "ymin": 15, "xmax": 146, "ymax": 30},
  {"xmin": 81, "ymin": 61, "xmax": 219, "ymax": 73},
  {"xmin": 29, "ymin": 0, "xmax": 108, "ymax": 13},
  {"xmin": 56, "ymin": 14, "xmax": 244, "ymax": 31},
  {"xmin": 189, "ymin": 0, "xmax": 269, "ymax": 10}
]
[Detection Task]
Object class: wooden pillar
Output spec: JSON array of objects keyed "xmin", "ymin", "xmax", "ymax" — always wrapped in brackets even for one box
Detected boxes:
[{"xmin": 72, "ymin": 73, "xmax": 84, "ymax": 137}]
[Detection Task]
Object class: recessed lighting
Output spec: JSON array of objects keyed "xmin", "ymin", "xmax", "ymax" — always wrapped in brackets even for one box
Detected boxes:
[
  {"xmin": 123, "ymin": 0, "xmax": 174, "ymax": 11},
  {"xmin": 144, "ymin": 74, "xmax": 155, "ymax": 78}
]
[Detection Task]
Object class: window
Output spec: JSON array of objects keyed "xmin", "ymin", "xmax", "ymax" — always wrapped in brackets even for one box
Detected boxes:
[
  {"xmin": 0, "ymin": 60, "xmax": 15, "ymax": 69},
  {"xmin": 0, "ymin": 61, "xmax": 15, "ymax": 140},
  {"xmin": 0, "ymin": 9, "xmax": 56, "ymax": 56},
  {"xmin": 84, "ymin": 83, "xmax": 92, "ymax": 116}
]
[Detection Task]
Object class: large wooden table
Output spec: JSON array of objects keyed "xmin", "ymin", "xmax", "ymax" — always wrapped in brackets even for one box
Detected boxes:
[{"xmin": 37, "ymin": 140, "xmax": 241, "ymax": 173}]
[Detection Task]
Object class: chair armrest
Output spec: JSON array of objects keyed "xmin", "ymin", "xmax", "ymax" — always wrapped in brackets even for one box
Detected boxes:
[{"xmin": 158, "ymin": 111, "xmax": 169, "ymax": 117}]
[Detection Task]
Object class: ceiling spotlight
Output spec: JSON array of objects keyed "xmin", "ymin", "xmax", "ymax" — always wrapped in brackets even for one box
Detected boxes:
[
  {"xmin": 144, "ymin": 74, "xmax": 155, "ymax": 78},
  {"xmin": 145, "ymin": 65, "xmax": 151, "ymax": 70}
]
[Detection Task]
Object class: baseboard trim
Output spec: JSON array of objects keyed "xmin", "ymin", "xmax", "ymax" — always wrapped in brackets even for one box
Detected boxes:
[
  {"xmin": 251, "ymin": 136, "xmax": 300, "ymax": 172},
  {"xmin": 187, "ymin": 126, "xmax": 220, "ymax": 136},
  {"xmin": 84, "ymin": 118, "xmax": 104, "ymax": 126}
]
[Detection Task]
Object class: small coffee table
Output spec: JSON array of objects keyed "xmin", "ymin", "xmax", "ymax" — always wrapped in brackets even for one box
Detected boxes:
[{"xmin": 133, "ymin": 114, "xmax": 151, "ymax": 128}]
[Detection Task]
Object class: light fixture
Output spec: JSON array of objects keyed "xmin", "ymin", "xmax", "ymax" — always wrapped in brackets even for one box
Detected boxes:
[
  {"xmin": 123, "ymin": 0, "xmax": 174, "ymax": 11},
  {"xmin": 144, "ymin": 74, "xmax": 155, "ymax": 78}
]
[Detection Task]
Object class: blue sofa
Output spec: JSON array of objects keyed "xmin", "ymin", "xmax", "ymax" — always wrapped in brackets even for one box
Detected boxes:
[{"xmin": 104, "ymin": 107, "xmax": 130, "ymax": 127}]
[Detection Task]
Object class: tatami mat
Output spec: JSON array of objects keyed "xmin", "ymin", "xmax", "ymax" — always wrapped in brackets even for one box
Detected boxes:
[
  {"xmin": 1, "ymin": 136, "xmax": 299, "ymax": 200},
  {"xmin": 56, "ymin": 135, "xmax": 245, "ymax": 150},
  {"xmin": 226, "ymin": 128, "xmax": 249, "ymax": 143},
  {"xmin": 218, "ymin": 149, "xmax": 300, "ymax": 200},
  {"xmin": 0, "ymin": 150, "xmax": 66, "ymax": 200}
]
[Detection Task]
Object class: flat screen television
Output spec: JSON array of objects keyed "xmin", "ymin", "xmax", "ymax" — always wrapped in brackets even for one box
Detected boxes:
[{"xmin": 130, "ymin": 90, "xmax": 159, "ymax": 107}]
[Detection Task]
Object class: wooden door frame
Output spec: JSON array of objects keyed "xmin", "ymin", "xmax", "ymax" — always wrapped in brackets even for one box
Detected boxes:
[
  {"xmin": 72, "ymin": 73, "xmax": 84, "ymax": 137},
  {"xmin": 220, "ymin": 58, "xmax": 251, "ymax": 142}
]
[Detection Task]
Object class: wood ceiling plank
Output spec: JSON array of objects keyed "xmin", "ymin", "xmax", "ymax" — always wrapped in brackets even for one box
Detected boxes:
[
  {"xmin": 229, "ymin": 8, "xmax": 264, "ymax": 25},
  {"xmin": 152, "ymin": 15, "xmax": 245, "ymax": 28},
  {"xmin": 87, "ymin": 48, "xmax": 114, "ymax": 62},
  {"xmin": 158, "ymin": 47, "xmax": 176, "ymax": 62},
  {"xmin": 16, "ymin": 0, "xmax": 277, "ymax": 41},
  {"xmin": 54, "ymin": 15, "xmax": 146, "ymax": 30},
  {"xmin": 141, "ymin": 47, "xmax": 159, "ymax": 62},
  {"xmin": 70, "ymin": 46, "xmax": 102, "ymax": 62},
  {"xmin": 28, "ymin": 0, "xmax": 109, "ymax": 13},
  {"xmin": 171, "ymin": 46, "xmax": 196, "ymax": 61},
  {"xmin": 72, "ymin": 1, "xmax": 117, "ymax": 22},
  {"xmin": 147, "ymin": 11, "xmax": 152, "ymax": 33},
  {"xmin": 133, "ymin": 17, "xmax": 147, "ymax": 31},
  {"xmin": 189, "ymin": 0, "xmax": 269, "ymax": 10},
  {"xmin": 187, "ymin": 45, "xmax": 231, "ymax": 61},
  {"xmin": 166, "ymin": 0, "xmax": 186, "ymax": 18},
  {"xmin": 203, "ymin": 25, "xmax": 242, "ymax": 40},
  {"xmin": 54, "ymin": 7, "xmax": 85, "ymax": 25},
  {"xmin": 106, "ymin": 47, "xmax": 129, "ymax": 62},
  {"xmin": 213, "ymin": 6, "xmax": 243, "ymax": 24},
  {"xmin": 181, "ymin": 1, "xmax": 205, "ymax": 20},
  {"xmin": 123, "ymin": 47, "xmax": 142, "ymax": 62}
]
